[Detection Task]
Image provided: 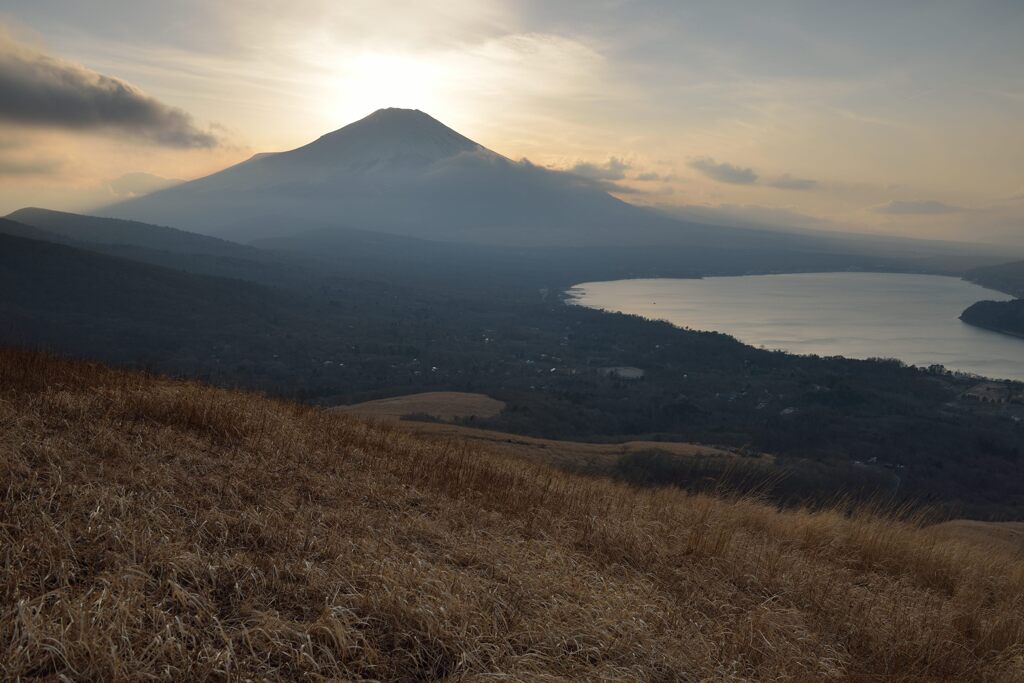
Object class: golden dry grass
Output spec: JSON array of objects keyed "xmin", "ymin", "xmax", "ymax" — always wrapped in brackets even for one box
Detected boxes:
[
  {"xmin": 925, "ymin": 521, "xmax": 1024, "ymax": 558},
  {"xmin": 2, "ymin": 348, "xmax": 1024, "ymax": 681},
  {"xmin": 333, "ymin": 392, "xmax": 506, "ymax": 420},
  {"xmin": 354, "ymin": 417, "xmax": 752, "ymax": 472}
]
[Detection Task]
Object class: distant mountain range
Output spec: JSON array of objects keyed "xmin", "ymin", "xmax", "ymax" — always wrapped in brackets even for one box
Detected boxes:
[{"xmin": 3, "ymin": 206, "xmax": 960, "ymax": 295}]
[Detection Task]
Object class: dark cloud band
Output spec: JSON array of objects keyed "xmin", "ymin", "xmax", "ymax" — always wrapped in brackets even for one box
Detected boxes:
[
  {"xmin": 688, "ymin": 157, "xmax": 757, "ymax": 185},
  {"xmin": 0, "ymin": 34, "xmax": 218, "ymax": 148},
  {"xmin": 873, "ymin": 200, "xmax": 964, "ymax": 215},
  {"xmin": 570, "ymin": 157, "xmax": 629, "ymax": 181}
]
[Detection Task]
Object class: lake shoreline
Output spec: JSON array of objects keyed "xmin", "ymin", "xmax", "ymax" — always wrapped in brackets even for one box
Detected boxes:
[{"xmin": 569, "ymin": 272, "xmax": 1024, "ymax": 381}]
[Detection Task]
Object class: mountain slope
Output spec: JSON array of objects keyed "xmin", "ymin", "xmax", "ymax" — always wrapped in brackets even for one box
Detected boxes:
[
  {"xmin": 0, "ymin": 217, "xmax": 56, "ymax": 242},
  {"xmin": 7, "ymin": 207, "xmax": 252, "ymax": 257},
  {"xmin": 1, "ymin": 208, "xmax": 331, "ymax": 288},
  {"xmin": 959, "ymin": 260, "xmax": 1024, "ymax": 338},
  {"xmin": 0, "ymin": 207, "xmax": 937, "ymax": 298},
  {"xmin": 101, "ymin": 109, "xmax": 820, "ymax": 248},
  {"xmin": 967, "ymin": 259, "xmax": 1024, "ymax": 297},
  {"xmin": 0, "ymin": 233, "xmax": 284, "ymax": 365},
  {"xmin": 2, "ymin": 348, "xmax": 1023, "ymax": 680}
]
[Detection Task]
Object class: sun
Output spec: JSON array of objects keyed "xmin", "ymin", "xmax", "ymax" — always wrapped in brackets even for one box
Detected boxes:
[{"xmin": 335, "ymin": 52, "xmax": 448, "ymax": 118}]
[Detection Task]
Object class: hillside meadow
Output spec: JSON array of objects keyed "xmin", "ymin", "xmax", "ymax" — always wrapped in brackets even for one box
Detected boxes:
[{"xmin": 2, "ymin": 348, "xmax": 1024, "ymax": 681}]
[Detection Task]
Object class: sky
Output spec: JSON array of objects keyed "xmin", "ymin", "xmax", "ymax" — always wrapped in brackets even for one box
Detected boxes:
[{"xmin": 1, "ymin": 0, "xmax": 1022, "ymax": 244}]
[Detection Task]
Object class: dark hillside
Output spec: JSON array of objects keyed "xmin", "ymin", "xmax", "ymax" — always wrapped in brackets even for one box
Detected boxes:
[
  {"xmin": 967, "ymin": 260, "xmax": 1024, "ymax": 297},
  {"xmin": 0, "ymin": 234, "xmax": 288, "ymax": 368},
  {"xmin": 2, "ymin": 208, "xmax": 314, "ymax": 288},
  {"xmin": 7, "ymin": 207, "xmax": 254, "ymax": 257},
  {"xmin": 961, "ymin": 298, "xmax": 1024, "ymax": 338}
]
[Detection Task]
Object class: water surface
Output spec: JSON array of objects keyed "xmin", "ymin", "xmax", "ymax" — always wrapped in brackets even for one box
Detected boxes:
[{"xmin": 568, "ymin": 272, "xmax": 1024, "ymax": 381}]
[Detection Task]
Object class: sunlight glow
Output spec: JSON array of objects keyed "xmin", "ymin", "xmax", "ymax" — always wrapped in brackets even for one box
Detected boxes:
[{"xmin": 332, "ymin": 52, "xmax": 451, "ymax": 120}]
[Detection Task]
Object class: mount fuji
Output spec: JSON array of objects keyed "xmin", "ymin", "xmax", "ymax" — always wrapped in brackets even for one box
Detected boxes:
[{"xmin": 100, "ymin": 108, "xmax": 782, "ymax": 248}]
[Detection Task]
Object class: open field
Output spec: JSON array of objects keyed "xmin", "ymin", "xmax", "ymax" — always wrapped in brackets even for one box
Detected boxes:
[
  {"xmin": 344, "ymin": 413, "xmax": 754, "ymax": 473},
  {"xmin": 349, "ymin": 418, "xmax": 897, "ymax": 509},
  {"xmin": 926, "ymin": 520, "xmax": 1024, "ymax": 557},
  {"xmin": 3, "ymin": 348, "xmax": 1024, "ymax": 680},
  {"xmin": 332, "ymin": 391, "xmax": 506, "ymax": 420}
]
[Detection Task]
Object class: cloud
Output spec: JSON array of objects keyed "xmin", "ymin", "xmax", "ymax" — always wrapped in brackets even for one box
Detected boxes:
[
  {"xmin": 106, "ymin": 172, "xmax": 183, "ymax": 198},
  {"xmin": 565, "ymin": 161, "xmax": 681, "ymax": 195},
  {"xmin": 0, "ymin": 156, "xmax": 63, "ymax": 177},
  {"xmin": 873, "ymin": 200, "xmax": 965, "ymax": 215},
  {"xmin": 569, "ymin": 157, "xmax": 629, "ymax": 181},
  {"xmin": 635, "ymin": 171, "xmax": 678, "ymax": 182},
  {"xmin": 553, "ymin": 159, "xmax": 677, "ymax": 197},
  {"xmin": 687, "ymin": 159, "xmax": 813, "ymax": 190},
  {"xmin": 657, "ymin": 203, "xmax": 837, "ymax": 232},
  {"xmin": 766, "ymin": 174, "xmax": 817, "ymax": 190},
  {"xmin": 688, "ymin": 157, "xmax": 758, "ymax": 185},
  {"xmin": 0, "ymin": 32, "xmax": 218, "ymax": 148}
]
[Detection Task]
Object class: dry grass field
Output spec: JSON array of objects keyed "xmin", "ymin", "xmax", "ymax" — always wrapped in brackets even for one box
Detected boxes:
[
  {"xmin": 333, "ymin": 391, "xmax": 506, "ymax": 420},
  {"xmin": 3, "ymin": 348, "xmax": 1024, "ymax": 681},
  {"xmin": 352, "ymin": 416, "xmax": 753, "ymax": 473},
  {"xmin": 925, "ymin": 520, "xmax": 1024, "ymax": 558}
]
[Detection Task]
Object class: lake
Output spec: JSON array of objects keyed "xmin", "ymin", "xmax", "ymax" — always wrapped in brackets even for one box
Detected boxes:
[{"xmin": 567, "ymin": 272, "xmax": 1024, "ymax": 381}]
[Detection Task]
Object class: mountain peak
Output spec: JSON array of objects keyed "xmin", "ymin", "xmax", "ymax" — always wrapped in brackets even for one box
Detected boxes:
[
  {"xmin": 279, "ymin": 108, "xmax": 485, "ymax": 168},
  {"xmin": 364, "ymin": 107, "xmax": 431, "ymax": 119}
]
